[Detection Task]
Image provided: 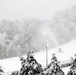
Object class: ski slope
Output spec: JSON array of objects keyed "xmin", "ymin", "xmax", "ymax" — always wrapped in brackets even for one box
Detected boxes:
[
  {"xmin": 0, "ymin": 39, "xmax": 76, "ymax": 74},
  {"xmin": 35, "ymin": 39, "xmax": 76, "ymax": 67}
]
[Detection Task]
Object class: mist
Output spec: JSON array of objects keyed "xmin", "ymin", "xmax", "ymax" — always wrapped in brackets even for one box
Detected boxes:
[
  {"xmin": 0, "ymin": 4, "xmax": 76, "ymax": 59},
  {"xmin": 32, "ymin": 25, "xmax": 59, "ymax": 51}
]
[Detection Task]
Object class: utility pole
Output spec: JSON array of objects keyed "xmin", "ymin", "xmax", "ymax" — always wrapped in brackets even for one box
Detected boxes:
[
  {"xmin": 42, "ymin": 32, "xmax": 48, "ymax": 68},
  {"xmin": 45, "ymin": 45, "xmax": 48, "ymax": 67}
]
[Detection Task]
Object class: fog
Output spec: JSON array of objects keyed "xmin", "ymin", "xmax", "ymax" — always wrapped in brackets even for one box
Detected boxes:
[
  {"xmin": 0, "ymin": 0, "xmax": 76, "ymax": 59},
  {"xmin": 0, "ymin": 0, "xmax": 76, "ymax": 21}
]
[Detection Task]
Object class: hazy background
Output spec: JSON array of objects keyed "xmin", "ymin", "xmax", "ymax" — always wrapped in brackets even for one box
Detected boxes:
[
  {"xmin": 0, "ymin": 0, "xmax": 76, "ymax": 21},
  {"xmin": 0, "ymin": 0, "xmax": 76, "ymax": 59}
]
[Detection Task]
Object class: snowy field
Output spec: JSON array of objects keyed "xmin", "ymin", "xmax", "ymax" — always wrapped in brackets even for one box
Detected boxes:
[{"xmin": 0, "ymin": 39, "xmax": 76, "ymax": 74}]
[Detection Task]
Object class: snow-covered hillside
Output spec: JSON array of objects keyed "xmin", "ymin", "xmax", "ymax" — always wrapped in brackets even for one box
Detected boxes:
[
  {"xmin": 0, "ymin": 39, "xmax": 76, "ymax": 74},
  {"xmin": 35, "ymin": 39, "xmax": 76, "ymax": 67}
]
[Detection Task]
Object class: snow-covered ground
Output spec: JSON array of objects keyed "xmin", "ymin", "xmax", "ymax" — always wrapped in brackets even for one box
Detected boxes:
[
  {"xmin": 35, "ymin": 39, "xmax": 76, "ymax": 67},
  {"xmin": 0, "ymin": 39, "xmax": 76, "ymax": 74}
]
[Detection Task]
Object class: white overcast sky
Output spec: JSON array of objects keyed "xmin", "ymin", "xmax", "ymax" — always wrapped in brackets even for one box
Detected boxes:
[{"xmin": 0, "ymin": 0, "xmax": 76, "ymax": 21}]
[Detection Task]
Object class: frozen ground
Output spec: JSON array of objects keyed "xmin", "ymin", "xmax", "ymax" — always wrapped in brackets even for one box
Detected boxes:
[{"xmin": 0, "ymin": 39, "xmax": 76, "ymax": 74}]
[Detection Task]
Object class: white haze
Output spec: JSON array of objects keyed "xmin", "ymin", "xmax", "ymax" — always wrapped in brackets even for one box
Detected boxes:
[
  {"xmin": 32, "ymin": 25, "xmax": 59, "ymax": 51},
  {"xmin": 0, "ymin": 0, "xmax": 76, "ymax": 21}
]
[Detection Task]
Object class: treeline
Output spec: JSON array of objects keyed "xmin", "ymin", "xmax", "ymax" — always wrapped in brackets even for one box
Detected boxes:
[
  {"xmin": 0, "ymin": 19, "xmax": 42, "ymax": 59},
  {"xmin": 50, "ymin": 5, "xmax": 76, "ymax": 45},
  {"xmin": 0, "ymin": 5, "xmax": 76, "ymax": 59}
]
